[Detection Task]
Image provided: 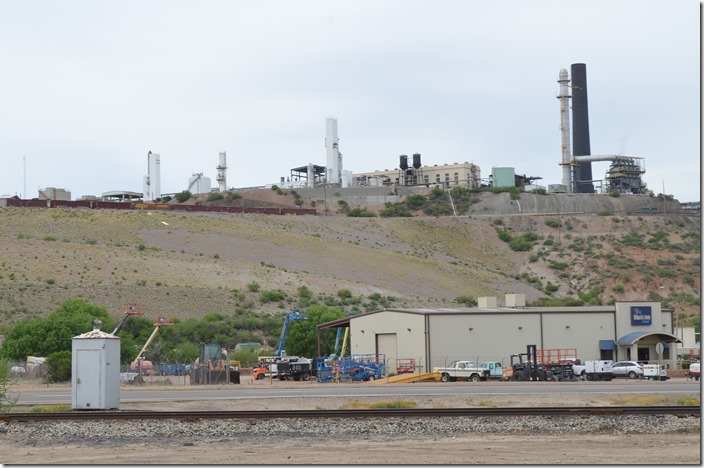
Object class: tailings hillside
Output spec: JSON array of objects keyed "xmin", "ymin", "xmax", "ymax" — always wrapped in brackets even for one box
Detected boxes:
[{"xmin": 0, "ymin": 192, "xmax": 699, "ymax": 329}]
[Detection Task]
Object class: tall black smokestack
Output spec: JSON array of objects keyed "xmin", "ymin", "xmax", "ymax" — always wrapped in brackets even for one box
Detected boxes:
[{"xmin": 571, "ymin": 63, "xmax": 594, "ymax": 193}]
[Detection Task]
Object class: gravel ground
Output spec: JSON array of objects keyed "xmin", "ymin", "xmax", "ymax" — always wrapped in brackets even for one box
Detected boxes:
[
  {"xmin": 1, "ymin": 414, "xmax": 700, "ymax": 465},
  {"xmin": 1, "ymin": 382, "xmax": 700, "ymax": 465}
]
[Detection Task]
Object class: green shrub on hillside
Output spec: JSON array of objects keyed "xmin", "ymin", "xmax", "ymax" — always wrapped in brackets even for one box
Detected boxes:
[
  {"xmin": 379, "ymin": 203, "xmax": 412, "ymax": 217},
  {"xmin": 298, "ymin": 286, "xmax": 312, "ymax": 299},
  {"xmin": 549, "ymin": 260, "xmax": 569, "ymax": 270},
  {"xmin": 620, "ymin": 230, "xmax": 645, "ymax": 247},
  {"xmin": 405, "ymin": 194, "xmax": 427, "ymax": 211},
  {"xmin": 496, "ymin": 228, "xmax": 512, "ymax": 242},
  {"xmin": 175, "ymin": 191, "xmax": 192, "ymax": 203},
  {"xmin": 423, "ymin": 203, "xmax": 453, "ymax": 217},
  {"xmin": 509, "ymin": 237, "xmax": 533, "ymax": 252},
  {"xmin": 455, "ymin": 295, "xmax": 477, "ymax": 307},
  {"xmin": 528, "ymin": 297, "xmax": 584, "ymax": 307},
  {"xmin": 260, "ymin": 290, "xmax": 287, "ymax": 303},
  {"xmin": 337, "ymin": 289, "xmax": 352, "ymax": 299},
  {"xmin": 347, "ymin": 208, "xmax": 376, "ymax": 217},
  {"xmin": 449, "ymin": 186, "xmax": 479, "ymax": 214},
  {"xmin": 337, "ymin": 200, "xmax": 350, "ymax": 214}
]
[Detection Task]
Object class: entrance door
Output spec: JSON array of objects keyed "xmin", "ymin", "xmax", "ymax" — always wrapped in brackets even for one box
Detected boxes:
[
  {"xmin": 75, "ymin": 349, "xmax": 101, "ymax": 409},
  {"xmin": 637, "ymin": 347, "xmax": 650, "ymax": 362},
  {"xmin": 376, "ymin": 333, "xmax": 397, "ymax": 376}
]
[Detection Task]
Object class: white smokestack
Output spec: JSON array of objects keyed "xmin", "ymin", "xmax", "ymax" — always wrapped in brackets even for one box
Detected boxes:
[{"xmin": 557, "ymin": 69, "xmax": 572, "ymax": 192}]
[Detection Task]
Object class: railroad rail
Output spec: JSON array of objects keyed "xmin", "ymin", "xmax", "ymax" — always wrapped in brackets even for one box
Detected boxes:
[{"xmin": 2, "ymin": 405, "xmax": 698, "ymax": 422}]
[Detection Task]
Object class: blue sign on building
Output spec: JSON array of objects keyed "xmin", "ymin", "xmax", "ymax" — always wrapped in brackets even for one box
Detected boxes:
[{"xmin": 631, "ymin": 306, "xmax": 652, "ymax": 326}]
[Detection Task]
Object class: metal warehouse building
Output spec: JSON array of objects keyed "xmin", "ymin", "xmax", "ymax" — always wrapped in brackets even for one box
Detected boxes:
[{"xmin": 317, "ymin": 298, "xmax": 681, "ymax": 374}]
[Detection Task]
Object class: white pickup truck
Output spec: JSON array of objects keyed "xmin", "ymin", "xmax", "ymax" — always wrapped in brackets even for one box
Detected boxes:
[{"xmin": 433, "ymin": 361, "xmax": 490, "ymax": 382}]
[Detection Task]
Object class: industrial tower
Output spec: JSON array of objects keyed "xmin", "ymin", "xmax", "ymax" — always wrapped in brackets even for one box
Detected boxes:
[
  {"xmin": 325, "ymin": 117, "xmax": 342, "ymax": 185},
  {"xmin": 143, "ymin": 151, "xmax": 161, "ymax": 202},
  {"xmin": 216, "ymin": 151, "xmax": 227, "ymax": 192}
]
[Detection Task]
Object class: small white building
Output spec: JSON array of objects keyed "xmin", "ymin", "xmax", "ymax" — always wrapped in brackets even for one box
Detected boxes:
[
  {"xmin": 318, "ymin": 299, "xmax": 680, "ymax": 373},
  {"xmin": 71, "ymin": 327, "xmax": 120, "ymax": 410}
]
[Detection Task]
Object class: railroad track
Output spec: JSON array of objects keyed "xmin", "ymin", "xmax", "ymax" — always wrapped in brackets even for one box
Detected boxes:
[{"xmin": 2, "ymin": 405, "xmax": 698, "ymax": 422}]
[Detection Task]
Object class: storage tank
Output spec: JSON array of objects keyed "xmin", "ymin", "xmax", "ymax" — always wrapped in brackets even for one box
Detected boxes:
[
  {"xmin": 492, "ymin": 167, "xmax": 516, "ymax": 188},
  {"xmin": 341, "ymin": 170, "xmax": 352, "ymax": 188},
  {"xmin": 187, "ymin": 173, "xmax": 212, "ymax": 194},
  {"xmin": 399, "ymin": 155, "xmax": 409, "ymax": 170},
  {"xmin": 71, "ymin": 322, "xmax": 120, "ymax": 410}
]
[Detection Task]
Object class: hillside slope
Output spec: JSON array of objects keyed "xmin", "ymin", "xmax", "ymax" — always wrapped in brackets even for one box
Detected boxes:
[{"xmin": 0, "ymin": 194, "xmax": 699, "ymax": 330}]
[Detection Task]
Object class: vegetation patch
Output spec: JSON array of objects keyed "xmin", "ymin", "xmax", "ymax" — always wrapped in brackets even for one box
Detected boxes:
[
  {"xmin": 29, "ymin": 404, "xmax": 71, "ymax": 413},
  {"xmin": 344, "ymin": 399, "xmax": 417, "ymax": 409},
  {"xmin": 609, "ymin": 394, "xmax": 700, "ymax": 407}
]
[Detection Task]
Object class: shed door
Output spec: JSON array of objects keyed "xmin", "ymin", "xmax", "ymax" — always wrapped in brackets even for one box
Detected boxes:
[
  {"xmin": 75, "ymin": 349, "xmax": 101, "ymax": 409},
  {"xmin": 376, "ymin": 333, "xmax": 397, "ymax": 376}
]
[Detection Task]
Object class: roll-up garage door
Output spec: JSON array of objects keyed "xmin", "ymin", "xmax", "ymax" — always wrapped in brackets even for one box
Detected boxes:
[{"xmin": 376, "ymin": 333, "xmax": 397, "ymax": 376}]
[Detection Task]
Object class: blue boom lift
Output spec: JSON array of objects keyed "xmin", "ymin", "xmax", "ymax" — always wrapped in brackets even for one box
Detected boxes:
[{"xmin": 276, "ymin": 310, "xmax": 307, "ymax": 357}]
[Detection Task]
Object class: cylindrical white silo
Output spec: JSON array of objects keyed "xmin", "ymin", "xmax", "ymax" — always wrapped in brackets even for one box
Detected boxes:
[{"xmin": 307, "ymin": 163, "xmax": 315, "ymax": 188}]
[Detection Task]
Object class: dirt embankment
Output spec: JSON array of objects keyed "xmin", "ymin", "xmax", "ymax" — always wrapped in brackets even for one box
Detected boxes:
[{"xmin": 0, "ymin": 190, "xmax": 698, "ymax": 325}]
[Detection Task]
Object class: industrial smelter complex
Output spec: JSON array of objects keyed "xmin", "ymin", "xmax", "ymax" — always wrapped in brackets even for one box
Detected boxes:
[{"xmin": 17, "ymin": 63, "xmax": 654, "ymax": 204}]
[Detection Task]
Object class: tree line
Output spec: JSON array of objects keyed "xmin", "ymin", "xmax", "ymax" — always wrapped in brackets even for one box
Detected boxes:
[{"xmin": 0, "ymin": 298, "xmax": 349, "ymax": 380}]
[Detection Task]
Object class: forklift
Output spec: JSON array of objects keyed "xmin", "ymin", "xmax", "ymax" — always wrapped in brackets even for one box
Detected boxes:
[
  {"xmin": 509, "ymin": 344, "xmax": 540, "ymax": 381},
  {"xmin": 510, "ymin": 345, "xmax": 575, "ymax": 381}
]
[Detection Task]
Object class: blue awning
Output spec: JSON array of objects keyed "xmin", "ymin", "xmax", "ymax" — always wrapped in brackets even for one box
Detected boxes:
[
  {"xmin": 616, "ymin": 331, "xmax": 682, "ymax": 346},
  {"xmin": 599, "ymin": 340, "xmax": 616, "ymax": 351},
  {"xmin": 616, "ymin": 332, "xmax": 649, "ymax": 346}
]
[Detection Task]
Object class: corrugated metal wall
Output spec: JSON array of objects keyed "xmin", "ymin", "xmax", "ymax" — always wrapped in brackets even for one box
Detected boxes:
[
  {"xmin": 350, "ymin": 311, "xmax": 427, "ymax": 372},
  {"xmin": 542, "ymin": 312, "xmax": 614, "ymax": 360},
  {"xmin": 428, "ymin": 313, "xmax": 541, "ymax": 369}
]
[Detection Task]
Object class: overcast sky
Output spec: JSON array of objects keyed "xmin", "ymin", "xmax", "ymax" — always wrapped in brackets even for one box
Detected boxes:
[{"xmin": 0, "ymin": 0, "xmax": 700, "ymax": 202}]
